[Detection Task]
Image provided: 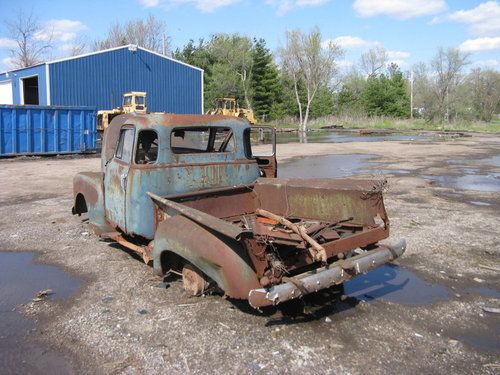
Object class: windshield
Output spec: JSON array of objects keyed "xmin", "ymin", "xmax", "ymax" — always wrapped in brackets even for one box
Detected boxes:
[{"xmin": 123, "ymin": 96, "xmax": 132, "ymax": 106}]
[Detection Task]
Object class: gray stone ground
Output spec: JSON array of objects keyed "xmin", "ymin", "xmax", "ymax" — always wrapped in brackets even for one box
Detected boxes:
[{"xmin": 0, "ymin": 133, "xmax": 498, "ymax": 374}]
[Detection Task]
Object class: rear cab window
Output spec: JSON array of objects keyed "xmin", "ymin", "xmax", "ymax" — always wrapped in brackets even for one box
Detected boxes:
[{"xmin": 171, "ymin": 127, "xmax": 234, "ymax": 154}]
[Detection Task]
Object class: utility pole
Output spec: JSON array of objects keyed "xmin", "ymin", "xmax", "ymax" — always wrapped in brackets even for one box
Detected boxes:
[
  {"xmin": 445, "ymin": 85, "xmax": 449, "ymax": 124},
  {"xmin": 410, "ymin": 70, "xmax": 414, "ymax": 119}
]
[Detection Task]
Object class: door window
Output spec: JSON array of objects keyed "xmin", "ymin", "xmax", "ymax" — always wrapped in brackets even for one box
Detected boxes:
[
  {"xmin": 115, "ymin": 128, "xmax": 135, "ymax": 163},
  {"xmin": 135, "ymin": 130, "xmax": 158, "ymax": 164}
]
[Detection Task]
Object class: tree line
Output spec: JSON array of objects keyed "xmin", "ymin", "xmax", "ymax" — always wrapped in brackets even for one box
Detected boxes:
[{"xmin": 4, "ymin": 12, "xmax": 500, "ymax": 129}]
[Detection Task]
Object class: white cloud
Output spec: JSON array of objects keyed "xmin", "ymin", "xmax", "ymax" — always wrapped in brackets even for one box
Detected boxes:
[
  {"xmin": 139, "ymin": 0, "xmax": 240, "ymax": 12},
  {"xmin": 336, "ymin": 59, "xmax": 355, "ymax": 69},
  {"xmin": 353, "ymin": 0, "xmax": 447, "ymax": 19},
  {"xmin": 386, "ymin": 50, "xmax": 410, "ymax": 68},
  {"xmin": 472, "ymin": 59, "xmax": 500, "ymax": 68},
  {"xmin": 139, "ymin": 0, "xmax": 328, "ymax": 13},
  {"xmin": 296, "ymin": 0, "xmax": 329, "ymax": 5},
  {"xmin": 36, "ymin": 19, "xmax": 87, "ymax": 42},
  {"xmin": 266, "ymin": 0, "xmax": 329, "ymax": 15},
  {"xmin": 433, "ymin": 1, "xmax": 500, "ymax": 36},
  {"xmin": 139, "ymin": 0, "xmax": 160, "ymax": 6},
  {"xmin": 387, "ymin": 50, "xmax": 410, "ymax": 60},
  {"xmin": 194, "ymin": 0, "xmax": 240, "ymax": 12},
  {"xmin": 459, "ymin": 36, "xmax": 500, "ymax": 52},
  {"xmin": 0, "ymin": 38, "xmax": 17, "ymax": 49},
  {"xmin": 324, "ymin": 35, "xmax": 377, "ymax": 49},
  {"xmin": 1, "ymin": 56, "xmax": 16, "ymax": 70}
]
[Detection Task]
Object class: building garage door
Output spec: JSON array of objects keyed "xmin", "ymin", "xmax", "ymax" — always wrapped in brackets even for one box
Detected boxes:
[{"xmin": 0, "ymin": 80, "xmax": 13, "ymax": 104}]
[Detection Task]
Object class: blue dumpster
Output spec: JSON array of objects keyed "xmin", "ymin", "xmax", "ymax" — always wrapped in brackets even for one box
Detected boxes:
[{"xmin": 0, "ymin": 105, "xmax": 97, "ymax": 156}]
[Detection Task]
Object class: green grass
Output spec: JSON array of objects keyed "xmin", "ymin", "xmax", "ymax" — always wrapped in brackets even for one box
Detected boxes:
[{"xmin": 267, "ymin": 115, "xmax": 500, "ymax": 133}]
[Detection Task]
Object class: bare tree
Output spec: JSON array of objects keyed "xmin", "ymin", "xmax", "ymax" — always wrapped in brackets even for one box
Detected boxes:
[
  {"xmin": 360, "ymin": 46, "xmax": 388, "ymax": 77},
  {"xmin": 62, "ymin": 36, "xmax": 87, "ymax": 57},
  {"xmin": 6, "ymin": 9, "xmax": 52, "ymax": 68},
  {"xmin": 411, "ymin": 62, "xmax": 433, "ymax": 118},
  {"xmin": 467, "ymin": 68, "xmax": 500, "ymax": 122},
  {"xmin": 67, "ymin": 42, "xmax": 86, "ymax": 57},
  {"xmin": 431, "ymin": 47, "xmax": 470, "ymax": 123},
  {"xmin": 279, "ymin": 27, "xmax": 342, "ymax": 133},
  {"xmin": 93, "ymin": 15, "xmax": 169, "ymax": 54}
]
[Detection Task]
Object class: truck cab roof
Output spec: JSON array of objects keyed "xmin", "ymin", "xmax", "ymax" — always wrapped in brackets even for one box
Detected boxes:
[{"xmin": 102, "ymin": 113, "xmax": 251, "ymax": 166}]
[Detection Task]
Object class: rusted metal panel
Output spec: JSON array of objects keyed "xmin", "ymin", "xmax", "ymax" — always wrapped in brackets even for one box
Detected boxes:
[
  {"xmin": 72, "ymin": 172, "xmax": 111, "ymax": 234},
  {"xmin": 253, "ymin": 178, "xmax": 388, "ymax": 225},
  {"xmin": 152, "ymin": 215, "xmax": 261, "ymax": 299},
  {"xmin": 148, "ymin": 192, "xmax": 248, "ymax": 240},
  {"xmin": 169, "ymin": 187, "xmax": 257, "ymax": 221}
]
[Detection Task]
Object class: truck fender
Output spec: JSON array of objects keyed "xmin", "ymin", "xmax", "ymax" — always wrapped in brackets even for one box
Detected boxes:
[
  {"xmin": 72, "ymin": 172, "xmax": 112, "ymax": 235},
  {"xmin": 152, "ymin": 215, "xmax": 261, "ymax": 299}
]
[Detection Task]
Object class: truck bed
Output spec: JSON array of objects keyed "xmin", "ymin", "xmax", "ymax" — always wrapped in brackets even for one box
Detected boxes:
[{"xmin": 152, "ymin": 178, "xmax": 389, "ymax": 273}]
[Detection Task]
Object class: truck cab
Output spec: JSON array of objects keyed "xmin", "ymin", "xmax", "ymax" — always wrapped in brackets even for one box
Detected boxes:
[{"xmin": 75, "ymin": 113, "xmax": 275, "ymax": 239}]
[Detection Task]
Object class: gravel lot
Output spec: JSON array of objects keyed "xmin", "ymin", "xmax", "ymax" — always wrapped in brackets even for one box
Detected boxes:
[{"xmin": 0, "ymin": 132, "xmax": 499, "ymax": 374}]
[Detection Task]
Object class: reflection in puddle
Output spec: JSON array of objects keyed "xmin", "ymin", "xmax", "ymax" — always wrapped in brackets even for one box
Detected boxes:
[
  {"xmin": 469, "ymin": 201, "xmax": 492, "ymax": 207},
  {"xmin": 376, "ymin": 169, "xmax": 411, "ymax": 175},
  {"xmin": 279, "ymin": 154, "xmax": 377, "ymax": 179},
  {"xmin": 344, "ymin": 264, "xmax": 450, "ymax": 305},
  {"xmin": 448, "ymin": 155, "xmax": 500, "ymax": 168},
  {"xmin": 276, "ymin": 131, "xmax": 431, "ymax": 144},
  {"xmin": 0, "ymin": 252, "xmax": 80, "ymax": 374},
  {"xmin": 468, "ymin": 287, "xmax": 500, "ymax": 299},
  {"xmin": 455, "ymin": 329, "xmax": 500, "ymax": 354},
  {"xmin": 424, "ymin": 173, "xmax": 500, "ymax": 192}
]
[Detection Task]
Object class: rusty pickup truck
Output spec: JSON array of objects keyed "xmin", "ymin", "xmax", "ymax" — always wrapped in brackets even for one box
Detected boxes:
[{"xmin": 72, "ymin": 114, "xmax": 405, "ymax": 308}]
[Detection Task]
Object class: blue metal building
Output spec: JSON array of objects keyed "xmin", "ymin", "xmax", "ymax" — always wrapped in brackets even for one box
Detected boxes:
[{"xmin": 0, "ymin": 45, "xmax": 203, "ymax": 114}]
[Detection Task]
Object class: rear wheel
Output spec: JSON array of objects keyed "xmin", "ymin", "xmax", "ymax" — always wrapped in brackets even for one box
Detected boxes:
[{"xmin": 182, "ymin": 264, "xmax": 209, "ymax": 296}]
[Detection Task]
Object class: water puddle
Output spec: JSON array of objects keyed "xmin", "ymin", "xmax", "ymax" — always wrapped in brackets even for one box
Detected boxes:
[
  {"xmin": 455, "ymin": 330, "xmax": 500, "ymax": 353},
  {"xmin": 468, "ymin": 286, "xmax": 500, "ymax": 299},
  {"xmin": 469, "ymin": 201, "xmax": 492, "ymax": 207},
  {"xmin": 424, "ymin": 173, "xmax": 500, "ymax": 192},
  {"xmin": 374, "ymin": 169, "xmax": 411, "ymax": 175},
  {"xmin": 279, "ymin": 154, "xmax": 377, "ymax": 179},
  {"xmin": 0, "ymin": 251, "xmax": 81, "ymax": 374},
  {"xmin": 276, "ymin": 131, "xmax": 431, "ymax": 144},
  {"xmin": 344, "ymin": 264, "xmax": 450, "ymax": 305},
  {"xmin": 448, "ymin": 155, "xmax": 500, "ymax": 168}
]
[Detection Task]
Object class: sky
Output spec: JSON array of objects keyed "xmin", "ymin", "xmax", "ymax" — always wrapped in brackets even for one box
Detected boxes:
[{"xmin": 0, "ymin": 0, "xmax": 499, "ymax": 73}]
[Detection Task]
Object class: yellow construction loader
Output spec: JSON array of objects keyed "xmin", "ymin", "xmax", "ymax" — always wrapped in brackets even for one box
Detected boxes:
[
  {"xmin": 97, "ymin": 92, "xmax": 148, "ymax": 131},
  {"xmin": 207, "ymin": 98, "xmax": 256, "ymax": 125}
]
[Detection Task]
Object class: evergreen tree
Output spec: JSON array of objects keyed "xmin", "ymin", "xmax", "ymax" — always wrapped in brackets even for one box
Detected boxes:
[
  {"xmin": 361, "ymin": 64, "xmax": 410, "ymax": 117},
  {"xmin": 251, "ymin": 39, "xmax": 281, "ymax": 122},
  {"xmin": 386, "ymin": 63, "xmax": 410, "ymax": 117}
]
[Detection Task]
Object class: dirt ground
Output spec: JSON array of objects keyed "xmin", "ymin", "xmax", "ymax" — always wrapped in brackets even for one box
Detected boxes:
[{"xmin": 0, "ymin": 132, "xmax": 499, "ymax": 374}]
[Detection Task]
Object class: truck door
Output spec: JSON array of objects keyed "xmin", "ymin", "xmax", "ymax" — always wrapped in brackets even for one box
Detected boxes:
[
  {"xmin": 104, "ymin": 126, "xmax": 135, "ymax": 231},
  {"xmin": 249, "ymin": 126, "xmax": 277, "ymax": 178}
]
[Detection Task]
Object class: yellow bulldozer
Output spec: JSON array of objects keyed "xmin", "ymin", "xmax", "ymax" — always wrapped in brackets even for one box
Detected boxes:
[
  {"xmin": 207, "ymin": 98, "xmax": 256, "ymax": 125},
  {"xmin": 97, "ymin": 92, "xmax": 148, "ymax": 132}
]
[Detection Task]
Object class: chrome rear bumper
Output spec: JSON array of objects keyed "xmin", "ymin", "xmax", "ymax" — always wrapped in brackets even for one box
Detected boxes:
[{"xmin": 248, "ymin": 239, "xmax": 407, "ymax": 309}]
